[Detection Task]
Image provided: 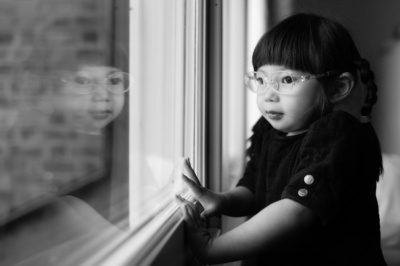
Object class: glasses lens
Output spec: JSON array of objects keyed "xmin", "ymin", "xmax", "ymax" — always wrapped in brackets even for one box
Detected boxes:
[
  {"xmin": 245, "ymin": 72, "xmax": 264, "ymax": 93},
  {"xmin": 272, "ymin": 72, "xmax": 293, "ymax": 94},
  {"xmin": 67, "ymin": 72, "xmax": 93, "ymax": 94},
  {"xmin": 106, "ymin": 72, "xmax": 131, "ymax": 94}
]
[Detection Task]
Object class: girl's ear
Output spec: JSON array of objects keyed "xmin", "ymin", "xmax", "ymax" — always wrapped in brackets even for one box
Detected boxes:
[{"xmin": 329, "ymin": 72, "xmax": 355, "ymax": 103}]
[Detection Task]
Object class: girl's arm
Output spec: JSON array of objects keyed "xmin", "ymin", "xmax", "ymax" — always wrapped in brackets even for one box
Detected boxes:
[
  {"xmin": 177, "ymin": 197, "xmax": 318, "ymax": 264},
  {"xmin": 218, "ymin": 186, "xmax": 254, "ymax": 217}
]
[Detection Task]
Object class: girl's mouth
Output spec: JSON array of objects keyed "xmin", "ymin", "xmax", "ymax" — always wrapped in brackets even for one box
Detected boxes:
[
  {"xmin": 88, "ymin": 110, "xmax": 112, "ymax": 120},
  {"xmin": 266, "ymin": 111, "xmax": 283, "ymax": 120}
]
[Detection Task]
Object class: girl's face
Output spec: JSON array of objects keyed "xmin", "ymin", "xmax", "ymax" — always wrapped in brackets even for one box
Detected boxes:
[
  {"xmin": 58, "ymin": 65, "xmax": 125, "ymax": 133},
  {"xmin": 256, "ymin": 65, "xmax": 323, "ymax": 135}
]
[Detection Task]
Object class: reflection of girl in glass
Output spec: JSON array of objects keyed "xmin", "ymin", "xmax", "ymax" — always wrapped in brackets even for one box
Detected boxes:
[
  {"xmin": 2, "ymin": 22, "xmax": 130, "ymax": 266},
  {"xmin": 55, "ymin": 65, "xmax": 131, "ymax": 135},
  {"xmin": 12, "ymin": 29, "xmax": 130, "ymax": 221}
]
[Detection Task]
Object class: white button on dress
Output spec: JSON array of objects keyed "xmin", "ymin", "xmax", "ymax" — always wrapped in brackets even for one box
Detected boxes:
[
  {"xmin": 304, "ymin": 174, "xmax": 314, "ymax": 185},
  {"xmin": 298, "ymin": 188, "xmax": 308, "ymax": 197}
]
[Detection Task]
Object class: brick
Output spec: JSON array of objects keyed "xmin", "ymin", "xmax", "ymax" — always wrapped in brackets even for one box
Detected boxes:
[
  {"xmin": 0, "ymin": 64, "xmax": 13, "ymax": 75},
  {"xmin": 24, "ymin": 148, "xmax": 43, "ymax": 156},
  {"xmin": 0, "ymin": 31, "xmax": 13, "ymax": 45},
  {"xmin": 73, "ymin": 147, "xmax": 102, "ymax": 156},
  {"xmin": 76, "ymin": 17, "xmax": 98, "ymax": 27},
  {"xmin": 82, "ymin": 31, "xmax": 98, "ymax": 42},
  {"xmin": 76, "ymin": 49, "xmax": 105, "ymax": 61},
  {"xmin": 44, "ymin": 161, "xmax": 75, "ymax": 172},
  {"xmin": 51, "ymin": 146, "xmax": 66, "ymax": 156},
  {"xmin": 81, "ymin": 1, "xmax": 99, "ymax": 12},
  {"xmin": 48, "ymin": 112, "xmax": 66, "ymax": 125},
  {"xmin": 0, "ymin": 49, "xmax": 6, "ymax": 59}
]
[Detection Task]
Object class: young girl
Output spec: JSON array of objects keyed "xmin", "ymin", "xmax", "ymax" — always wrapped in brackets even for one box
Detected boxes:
[{"xmin": 176, "ymin": 13, "xmax": 387, "ymax": 265}]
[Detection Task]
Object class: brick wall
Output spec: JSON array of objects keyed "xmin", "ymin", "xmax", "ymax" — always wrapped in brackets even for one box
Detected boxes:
[{"xmin": 0, "ymin": 0, "xmax": 115, "ymax": 222}]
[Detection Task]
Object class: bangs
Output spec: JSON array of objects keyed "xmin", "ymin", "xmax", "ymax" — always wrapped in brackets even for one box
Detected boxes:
[{"xmin": 252, "ymin": 14, "xmax": 341, "ymax": 74}]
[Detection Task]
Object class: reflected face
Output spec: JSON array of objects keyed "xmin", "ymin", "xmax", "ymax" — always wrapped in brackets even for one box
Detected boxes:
[
  {"xmin": 59, "ymin": 66, "xmax": 126, "ymax": 133},
  {"xmin": 256, "ymin": 65, "xmax": 323, "ymax": 135}
]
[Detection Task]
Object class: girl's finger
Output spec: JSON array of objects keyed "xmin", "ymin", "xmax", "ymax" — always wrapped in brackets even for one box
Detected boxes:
[
  {"xmin": 184, "ymin": 205, "xmax": 200, "ymax": 228},
  {"xmin": 175, "ymin": 194, "xmax": 187, "ymax": 205},
  {"xmin": 183, "ymin": 158, "xmax": 201, "ymax": 186},
  {"xmin": 182, "ymin": 174, "xmax": 203, "ymax": 196},
  {"xmin": 175, "ymin": 194, "xmax": 197, "ymax": 211},
  {"xmin": 176, "ymin": 197, "xmax": 205, "ymax": 229},
  {"xmin": 186, "ymin": 203, "xmax": 203, "ymax": 227},
  {"xmin": 177, "ymin": 201, "xmax": 193, "ymax": 223},
  {"xmin": 185, "ymin": 205, "xmax": 193, "ymax": 220},
  {"xmin": 184, "ymin": 205, "xmax": 197, "ymax": 226},
  {"xmin": 186, "ymin": 203, "xmax": 195, "ymax": 220}
]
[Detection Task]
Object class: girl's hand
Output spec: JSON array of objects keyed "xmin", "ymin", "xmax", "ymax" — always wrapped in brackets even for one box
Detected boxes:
[
  {"xmin": 175, "ymin": 194, "xmax": 213, "ymax": 262},
  {"xmin": 182, "ymin": 158, "xmax": 224, "ymax": 218}
]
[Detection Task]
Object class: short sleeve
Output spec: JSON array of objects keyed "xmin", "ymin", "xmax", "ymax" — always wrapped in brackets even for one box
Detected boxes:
[{"xmin": 281, "ymin": 112, "xmax": 368, "ymax": 224}]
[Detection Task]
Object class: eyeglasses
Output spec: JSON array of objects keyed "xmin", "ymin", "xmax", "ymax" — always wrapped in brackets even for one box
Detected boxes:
[
  {"xmin": 244, "ymin": 70, "xmax": 339, "ymax": 95},
  {"xmin": 61, "ymin": 71, "xmax": 132, "ymax": 95}
]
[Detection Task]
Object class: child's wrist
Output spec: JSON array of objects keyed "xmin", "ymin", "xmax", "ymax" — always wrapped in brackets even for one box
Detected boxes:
[
  {"xmin": 193, "ymin": 231, "xmax": 214, "ymax": 264},
  {"xmin": 218, "ymin": 192, "xmax": 230, "ymax": 213}
]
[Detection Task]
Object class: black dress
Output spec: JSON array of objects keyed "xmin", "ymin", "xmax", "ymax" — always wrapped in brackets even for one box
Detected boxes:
[{"xmin": 238, "ymin": 111, "xmax": 387, "ymax": 266}]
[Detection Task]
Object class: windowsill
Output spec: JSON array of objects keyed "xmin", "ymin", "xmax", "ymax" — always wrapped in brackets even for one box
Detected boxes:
[{"xmin": 85, "ymin": 201, "xmax": 193, "ymax": 266}]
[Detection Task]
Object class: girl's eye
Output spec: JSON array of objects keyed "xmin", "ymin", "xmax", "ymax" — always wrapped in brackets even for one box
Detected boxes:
[
  {"xmin": 73, "ymin": 75, "xmax": 92, "ymax": 85},
  {"xmin": 280, "ymin": 75, "xmax": 293, "ymax": 84},
  {"xmin": 108, "ymin": 77, "xmax": 123, "ymax": 86},
  {"xmin": 256, "ymin": 77, "xmax": 264, "ymax": 85}
]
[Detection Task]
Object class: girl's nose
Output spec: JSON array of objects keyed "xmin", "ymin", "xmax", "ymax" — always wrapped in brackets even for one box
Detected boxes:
[
  {"xmin": 92, "ymin": 83, "xmax": 111, "ymax": 101},
  {"xmin": 262, "ymin": 85, "xmax": 279, "ymax": 102}
]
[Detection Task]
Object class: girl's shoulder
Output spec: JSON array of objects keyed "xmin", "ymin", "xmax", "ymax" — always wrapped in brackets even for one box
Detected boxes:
[
  {"xmin": 305, "ymin": 111, "xmax": 382, "ymax": 162},
  {"xmin": 308, "ymin": 111, "xmax": 362, "ymax": 135},
  {"xmin": 303, "ymin": 112, "xmax": 382, "ymax": 180},
  {"xmin": 303, "ymin": 111, "xmax": 368, "ymax": 150}
]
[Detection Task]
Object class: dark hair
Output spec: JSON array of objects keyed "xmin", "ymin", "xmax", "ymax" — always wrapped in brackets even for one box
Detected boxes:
[{"xmin": 252, "ymin": 13, "xmax": 378, "ymax": 118}]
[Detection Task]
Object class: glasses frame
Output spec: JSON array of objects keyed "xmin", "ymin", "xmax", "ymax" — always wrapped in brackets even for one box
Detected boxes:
[
  {"xmin": 60, "ymin": 71, "xmax": 132, "ymax": 95},
  {"xmin": 244, "ymin": 70, "xmax": 340, "ymax": 95}
]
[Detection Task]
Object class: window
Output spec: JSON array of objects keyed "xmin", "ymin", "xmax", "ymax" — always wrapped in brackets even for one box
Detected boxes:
[
  {"xmin": 0, "ymin": 0, "xmax": 131, "ymax": 264},
  {"xmin": 0, "ymin": 0, "xmax": 206, "ymax": 265}
]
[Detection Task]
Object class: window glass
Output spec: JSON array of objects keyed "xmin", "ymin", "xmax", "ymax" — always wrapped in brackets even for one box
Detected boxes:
[
  {"xmin": 0, "ymin": 0, "xmax": 130, "ymax": 263},
  {"xmin": 0, "ymin": 0, "xmax": 197, "ymax": 264},
  {"xmin": 129, "ymin": 0, "xmax": 186, "ymax": 228},
  {"xmin": 1, "ymin": 0, "xmax": 125, "ymax": 218}
]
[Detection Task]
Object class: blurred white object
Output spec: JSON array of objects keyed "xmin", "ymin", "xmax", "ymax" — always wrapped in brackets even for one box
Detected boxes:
[{"xmin": 377, "ymin": 153, "xmax": 400, "ymax": 265}]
